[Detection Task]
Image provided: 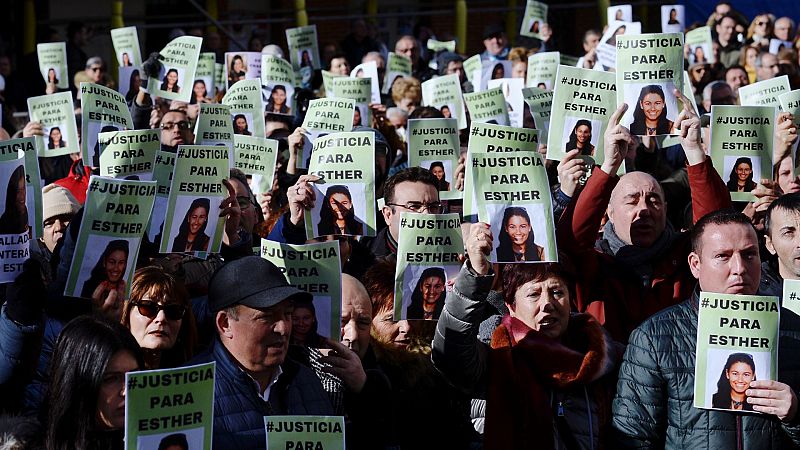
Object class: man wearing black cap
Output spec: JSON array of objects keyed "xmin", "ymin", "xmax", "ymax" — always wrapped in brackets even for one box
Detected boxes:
[
  {"xmin": 190, "ymin": 256, "xmax": 333, "ymax": 450},
  {"xmin": 481, "ymin": 24, "xmax": 510, "ymax": 61}
]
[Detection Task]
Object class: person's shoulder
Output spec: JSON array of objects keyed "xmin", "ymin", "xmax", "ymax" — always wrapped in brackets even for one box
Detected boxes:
[{"xmin": 634, "ymin": 298, "xmax": 695, "ymax": 334}]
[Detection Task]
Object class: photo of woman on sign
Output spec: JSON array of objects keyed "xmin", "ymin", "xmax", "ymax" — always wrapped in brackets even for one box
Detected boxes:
[
  {"xmin": 406, "ymin": 267, "xmax": 447, "ymax": 320},
  {"xmin": 317, "ymin": 185, "xmax": 364, "ymax": 236},
  {"xmin": 80, "ymin": 239, "xmax": 129, "ymax": 300},
  {"xmin": 0, "ymin": 164, "xmax": 28, "ymax": 234},
  {"xmin": 496, "ymin": 207, "xmax": 545, "ymax": 262},
  {"xmin": 564, "ymin": 119, "xmax": 595, "ymax": 156},
  {"xmin": 172, "ymin": 198, "xmax": 211, "ymax": 252},
  {"xmin": 726, "ymin": 156, "xmax": 758, "ymax": 193},
  {"xmin": 711, "ymin": 353, "xmax": 756, "ymax": 411},
  {"xmin": 160, "ymin": 68, "xmax": 180, "ymax": 93},
  {"xmin": 629, "ymin": 84, "xmax": 674, "ymax": 136}
]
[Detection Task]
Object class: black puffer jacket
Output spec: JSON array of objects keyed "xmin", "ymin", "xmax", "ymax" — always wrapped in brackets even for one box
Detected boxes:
[{"xmin": 613, "ymin": 293, "xmax": 800, "ymax": 449}]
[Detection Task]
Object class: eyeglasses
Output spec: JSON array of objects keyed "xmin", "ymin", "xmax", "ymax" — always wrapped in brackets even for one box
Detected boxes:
[
  {"xmin": 160, "ymin": 121, "xmax": 190, "ymax": 131},
  {"xmin": 236, "ymin": 195, "xmax": 256, "ymax": 210},
  {"xmin": 386, "ymin": 201, "xmax": 444, "ymax": 214},
  {"xmin": 756, "ymin": 21, "xmax": 769, "ymax": 26},
  {"xmin": 89, "ymin": 66, "xmax": 103, "ymax": 73},
  {"xmin": 132, "ymin": 301, "xmax": 186, "ymax": 320}
]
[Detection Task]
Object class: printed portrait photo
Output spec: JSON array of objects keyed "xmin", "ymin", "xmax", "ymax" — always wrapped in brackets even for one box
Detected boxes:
[
  {"xmin": 118, "ymin": 49, "xmax": 134, "ymax": 67},
  {"xmin": 421, "ymin": 159, "xmax": 453, "ymax": 191},
  {"xmin": 0, "ymin": 160, "xmax": 28, "ymax": 235},
  {"xmin": 168, "ymin": 195, "xmax": 221, "ymax": 254},
  {"xmin": 622, "ymin": 82, "xmax": 679, "ymax": 136},
  {"xmin": 191, "ymin": 76, "xmax": 213, "ymax": 104},
  {"xmin": 527, "ymin": 18, "xmax": 542, "ymax": 36},
  {"xmin": 399, "ymin": 264, "xmax": 459, "ymax": 321},
  {"xmin": 75, "ymin": 235, "xmax": 138, "ymax": 300},
  {"xmin": 562, "ymin": 116, "xmax": 602, "ymax": 157},
  {"xmin": 488, "ymin": 78, "xmax": 525, "ymax": 127},
  {"xmin": 723, "ymin": 155, "xmax": 762, "ymax": 194},
  {"xmin": 311, "ymin": 183, "xmax": 367, "ymax": 238},
  {"xmin": 353, "ymin": 104, "xmax": 368, "ymax": 127},
  {"xmin": 227, "ymin": 53, "xmax": 248, "ymax": 87},
  {"xmin": 480, "ymin": 60, "xmax": 513, "ymax": 91},
  {"xmin": 43, "ymin": 124, "xmax": 69, "ymax": 152},
  {"xmin": 486, "ymin": 203, "xmax": 552, "ymax": 263},
  {"xmin": 703, "ymin": 348, "xmax": 771, "ymax": 411},
  {"xmin": 159, "ymin": 67, "xmax": 184, "ymax": 94},
  {"xmin": 232, "ymin": 112, "xmax": 254, "ymax": 136},
  {"xmin": 135, "ymin": 427, "xmax": 204, "ymax": 450},
  {"xmin": 608, "ymin": 5, "xmax": 632, "ymax": 24},
  {"xmin": 689, "ymin": 44, "xmax": 712, "ymax": 65},
  {"xmin": 263, "ymin": 82, "xmax": 294, "ymax": 115},
  {"xmin": 45, "ymin": 66, "xmax": 60, "ymax": 85},
  {"xmin": 118, "ymin": 66, "xmax": 143, "ymax": 102},
  {"xmin": 298, "ymin": 48, "xmax": 315, "ymax": 69},
  {"xmin": 292, "ymin": 296, "xmax": 333, "ymax": 342},
  {"xmin": 661, "ymin": 5, "xmax": 684, "ymax": 33},
  {"xmin": 438, "ymin": 103, "xmax": 457, "ymax": 120}
]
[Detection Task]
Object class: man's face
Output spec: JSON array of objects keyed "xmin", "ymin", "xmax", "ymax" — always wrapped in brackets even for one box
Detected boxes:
[
  {"xmin": 725, "ymin": 68, "xmax": 749, "ymax": 95},
  {"xmin": 88, "ymin": 64, "xmax": 104, "ymax": 83},
  {"xmin": 716, "ymin": 17, "xmax": 736, "ymax": 44},
  {"xmin": 445, "ymin": 60, "xmax": 465, "ymax": 83},
  {"xmin": 689, "ymin": 223, "xmax": 760, "ymax": 294},
  {"xmin": 218, "ymin": 301, "xmax": 293, "ymax": 375},
  {"xmin": 757, "ymin": 53, "xmax": 779, "ymax": 81},
  {"xmin": 230, "ymin": 177, "xmax": 257, "ymax": 232},
  {"xmin": 341, "ymin": 276, "xmax": 372, "ymax": 359},
  {"xmin": 43, "ymin": 213, "xmax": 71, "ymax": 252},
  {"xmin": 395, "ymin": 38, "xmax": 419, "ymax": 66},
  {"xmin": 766, "ymin": 206, "xmax": 800, "ymax": 279},
  {"xmin": 710, "ymin": 84, "xmax": 736, "ymax": 106},
  {"xmin": 583, "ymin": 33, "xmax": 600, "ymax": 52},
  {"xmin": 483, "ymin": 33, "xmax": 507, "ymax": 56},
  {"xmin": 382, "ymin": 181, "xmax": 440, "ymax": 241},
  {"xmin": 607, "ymin": 172, "xmax": 667, "ymax": 247},
  {"xmin": 160, "ymin": 111, "xmax": 192, "ymax": 147},
  {"xmin": 775, "ymin": 18, "xmax": 793, "ymax": 41}
]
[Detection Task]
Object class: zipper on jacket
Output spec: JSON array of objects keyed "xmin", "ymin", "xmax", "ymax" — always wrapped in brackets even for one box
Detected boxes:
[{"xmin": 736, "ymin": 416, "xmax": 743, "ymax": 450}]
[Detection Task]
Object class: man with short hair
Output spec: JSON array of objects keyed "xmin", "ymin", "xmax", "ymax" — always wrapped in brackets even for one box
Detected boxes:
[
  {"xmin": 394, "ymin": 35, "xmax": 434, "ymax": 82},
  {"xmin": 329, "ymin": 53, "xmax": 351, "ymax": 76},
  {"xmin": 701, "ymin": 81, "xmax": 736, "ymax": 114},
  {"xmin": 761, "ymin": 194, "xmax": 800, "ymax": 295},
  {"xmin": 775, "ymin": 17, "xmax": 795, "ymax": 42},
  {"xmin": 556, "ymin": 95, "xmax": 731, "ymax": 342},
  {"xmin": 715, "ymin": 14, "xmax": 742, "ymax": 68},
  {"xmin": 362, "ymin": 51, "xmax": 386, "ymax": 91},
  {"xmin": 724, "ymin": 65, "xmax": 749, "ymax": 102},
  {"xmin": 756, "ymin": 51, "xmax": 780, "ymax": 81},
  {"xmin": 613, "ymin": 210, "xmax": 800, "ymax": 448},
  {"xmin": 480, "ymin": 24, "xmax": 509, "ymax": 61},
  {"xmin": 190, "ymin": 256, "xmax": 333, "ymax": 450},
  {"xmin": 158, "ymin": 109, "xmax": 194, "ymax": 151}
]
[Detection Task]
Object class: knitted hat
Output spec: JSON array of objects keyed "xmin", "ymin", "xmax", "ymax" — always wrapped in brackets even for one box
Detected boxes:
[{"xmin": 42, "ymin": 184, "xmax": 80, "ymax": 223}]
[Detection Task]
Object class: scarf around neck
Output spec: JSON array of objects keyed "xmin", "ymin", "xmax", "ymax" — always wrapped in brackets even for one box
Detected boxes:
[{"xmin": 597, "ymin": 220, "xmax": 678, "ymax": 284}]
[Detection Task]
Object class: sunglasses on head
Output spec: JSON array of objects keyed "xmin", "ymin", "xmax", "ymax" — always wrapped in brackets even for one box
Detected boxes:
[{"xmin": 133, "ymin": 300, "xmax": 186, "ymax": 320}]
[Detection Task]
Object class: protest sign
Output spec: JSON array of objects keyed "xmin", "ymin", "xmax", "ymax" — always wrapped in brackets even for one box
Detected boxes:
[
  {"xmin": 547, "ymin": 65, "xmax": 616, "ymax": 162},
  {"xmin": 779, "ymin": 89, "xmax": 800, "ymax": 125},
  {"xmin": 36, "ymin": 42, "xmax": 68, "ymax": 90},
  {"xmin": 0, "ymin": 137, "xmax": 42, "ymax": 239},
  {"xmin": 80, "ymin": 82, "xmax": 133, "ymax": 166},
  {"xmin": 394, "ymin": 212, "xmax": 463, "ymax": 320},
  {"xmin": 463, "ymin": 123, "xmax": 540, "ymax": 220},
  {"xmin": 261, "ymin": 55, "xmax": 295, "ymax": 116},
  {"xmin": 0, "ymin": 142, "xmax": 35, "ymax": 283},
  {"xmin": 147, "ymin": 36, "xmax": 203, "ymax": 102},
  {"xmin": 118, "ymin": 66, "xmax": 144, "ymax": 102},
  {"xmin": 783, "ymin": 279, "xmax": 800, "ymax": 317},
  {"xmin": 125, "ymin": 363, "xmax": 215, "ymax": 450},
  {"xmin": 710, "ymin": 105, "xmax": 775, "ymax": 202},
  {"xmin": 98, "ymin": 129, "xmax": 159, "ymax": 180},
  {"xmin": 305, "ymin": 132, "xmax": 375, "ymax": 238},
  {"xmin": 463, "ymin": 54, "xmax": 482, "ymax": 88},
  {"xmin": 233, "ymin": 135, "xmax": 278, "ymax": 195},
  {"xmin": 685, "ymin": 26, "xmax": 715, "ymax": 65},
  {"xmin": 225, "ymin": 51, "xmax": 262, "ymax": 90},
  {"xmin": 616, "ymin": 33, "xmax": 683, "ymax": 136},
  {"xmin": 110, "ymin": 26, "xmax": 142, "ymax": 67},
  {"xmin": 661, "ymin": 5, "xmax": 685, "ymax": 33},
  {"xmin": 350, "ymin": 60, "xmax": 381, "ymax": 104},
  {"xmin": 160, "ymin": 146, "xmax": 229, "ymax": 255},
  {"xmin": 739, "ymin": 75, "xmax": 791, "ymax": 108},
  {"xmin": 560, "ymin": 54, "xmax": 580, "ymax": 67},
  {"xmin": 520, "ymin": 1, "xmax": 548, "ymax": 40},
  {"xmin": 146, "ymin": 150, "xmax": 176, "ymax": 244},
  {"xmin": 260, "ymin": 240, "xmax": 342, "ymax": 340},
  {"xmin": 472, "ymin": 151, "xmax": 557, "ymax": 263},
  {"xmin": 464, "ymin": 87, "xmax": 510, "ymax": 126},
  {"xmin": 194, "ymin": 52, "xmax": 216, "ymax": 101},
  {"xmin": 596, "ymin": 20, "xmax": 642, "ymax": 69},
  {"xmin": 27, "ymin": 91, "xmax": 79, "ymax": 157},
  {"xmin": 427, "ymin": 39, "xmax": 456, "ymax": 53},
  {"xmin": 383, "ymin": 53, "xmax": 413, "ymax": 95},
  {"xmin": 286, "ymin": 25, "xmax": 320, "ymax": 87},
  {"xmin": 321, "ymin": 70, "xmax": 343, "ymax": 95},
  {"xmin": 331, "ymin": 76, "xmax": 372, "ymax": 127},
  {"xmin": 223, "ymin": 79, "xmax": 266, "ymax": 139},
  {"xmin": 608, "ymin": 4, "xmax": 632, "ymax": 23},
  {"xmin": 477, "ymin": 60, "xmax": 513, "ymax": 92},
  {"xmin": 64, "ymin": 176, "xmax": 155, "ymax": 299},
  {"xmin": 658, "ymin": 70, "xmax": 698, "ymax": 148},
  {"xmin": 489, "ymin": 78, "xmax": 525, "ymax": 127},
  {"xmin": 194, "ymin": 104, "xmax": 234, "ymax": 157},
  {"xmin": 421, "ymin": 74, "xmax": 467, "ymax": 129},
  {"xmin": 265, "ymin": 416, "xmax": 345, "ymax": 450},
  {"xmin": 522, "ymin": 86, "xmax": 553, "ymax": 143},
  {"xmin": 214, "ymin": 62, "xmax": 225, "ymax": 95},
  {"xmin": 407, "ymin": 118, "xmax": 460, "ymax": 200},
  {"xmin": 526, "ymin": 51, "xmax": 559, "ymax": 89},
  {"xmin": 299, "ymin": 98, "xmax": 355, "ymax": 169},
  {"xmin": 694, "ymin": 292, "xmax": 779, "ymax": 411}
]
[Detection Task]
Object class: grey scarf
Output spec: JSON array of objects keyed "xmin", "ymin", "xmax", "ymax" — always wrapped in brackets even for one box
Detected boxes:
[{"xmin": 596, "ymin": 220, "xmax": 679, "ymax": 286}]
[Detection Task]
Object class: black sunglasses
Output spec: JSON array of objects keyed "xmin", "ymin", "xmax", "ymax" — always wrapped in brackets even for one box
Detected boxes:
[{"xmin": 133, "ymin": 301, "xmax": 186, "ymax": 320}]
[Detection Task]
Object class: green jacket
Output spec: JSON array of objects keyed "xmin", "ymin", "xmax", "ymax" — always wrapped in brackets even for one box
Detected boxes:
[{"xmin": 612, "ymin": 294, "xmax": 800, "ymax": 449}]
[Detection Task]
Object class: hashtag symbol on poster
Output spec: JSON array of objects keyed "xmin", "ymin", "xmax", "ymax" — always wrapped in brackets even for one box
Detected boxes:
[
  {"xmin": 127, "ymin": 377, "xmax": 136, "ymax": 391},
  {"xmin": 400, "ymin": 217, "xmax": 407, "ymax": 228},
  {"xmin": 701, "ymin": 298, "xmax": 709, "ymax": 308},
  {"xmin": 790, "ymin": 292, "xmax": 797, "ymax": 301},
  {"xmin": 89, "ymin": 180, "xmax": 100, "ymax": 191},
  {"xmin": 471, "ymin": 126, "xmax": 478, "ymax": 136},
  {"xmin": 561, "ymin": 77, "xmax": 567, "ymax": 85},
  {"xmin": 472, "ymin": 158, "xmax": 479, "ymax": 168},
  {"xmin": 717, "ymin": 116, "xmax": 723, "ymax": 124},
  {"xmin": 265, "ymin": 421, "xmax": 274, "ymax": 433},
  {"xmin": 617, "ymin": 40, "xmax": 623, "ymax": 50}
]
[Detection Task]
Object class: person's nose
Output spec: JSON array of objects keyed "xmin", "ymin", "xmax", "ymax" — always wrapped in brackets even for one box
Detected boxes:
[
  {"xmin": 342, "ymin": 321, "xmax": 357, "ymax": 343},
  {"xmin": 729, "ymin": 253, "xmax": 745, "ymax": 275},
  {"xmin": 397, "ymin": 320, "xmax": 410, "ymax": 336},
  {"xmin": 53, "ymin": 219, "xmax": 65, "ymax": 233},
  {"xmin": 274, "ymin": 317, "xmax": 290, "ymax": 336}
]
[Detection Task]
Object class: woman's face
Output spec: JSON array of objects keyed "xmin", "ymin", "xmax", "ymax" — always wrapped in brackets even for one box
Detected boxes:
[
  {"xmin": 670, "ymin": 9, "xmax": 677, "ymax": 20},
  {"xmin": 272, "ymin": 88, "xmax": 286, "ymax": 105},
  {"xmin": 167, "ymin": 71, "xmax": 178, "ymax": 86},
  {"xmin": 440, "ymin": 106, "xmax": 451, "ymax": 118},
  {"xmin": 512, "ymin": 61, "xmax": 526, "ymax": 79},
  {"xmin": 15, "ymin": 176, "xmax": 25, "ymax": 209},
  {"xmin": 695, "ymin": 46, "xmax": 705, "ymax": 59},
  {"xmin": 123, "ymin": 53, "xmax": 130, "ymax": 65},
  {"xmin": 193, "ymin": 81, "xmax": 206, "ymax": 98},
  {"xmin": 505, "ymin": 214, "xmax": 531, "ymax": 246},
  {"xmin": 188, "ymin": 206, "xmax": 208, "ymax": 235},
  {"xmin": 431, "ymin": 165, "xmax": 445, "ymax": 180},
  {"xmin": 641, "ymin": 92, "xmax": 665, "ymax": 121},
  {"xmin": 233, "ymin": 57, "xmax": 244, "ymax": 73},
  {"xmin": 492, "ymin": 66, "xmax": 504, "ymax": 79},
  {"xmin": 754, "ymin": 16, "xmax": 770, "ymax": 34},
  {"xmin": 104, "ymin": 250, "xmax": 127, "ymax": 283},
  {"xmin": 736, "ymin": 162, "xmax": 753, "ymax": 182},
  {"xmin": 353, "ymin": 109, "xmax": 362, "ymax": 126},
  {"xmin": 96, "ymin": 349, "xmax": 139, "ymax": 430},
  {"xmin": 746, "ymin": 47, "xmax": 758, "ymax": 67},
  {"xmin": 372, "ymin": 308, "xmax": 411, "ymax": 348},
  {"xmin": 329, "ymin": 192, "xmax": 352, "ymax": 220},
  {"xmin": 129, "ymin": 292, "xmax": 183, "ymax": 351},
  {"xmin": 291, "ymin": 307, "xmax": 314, "ymax": 337},
  {"xmin": 50, "ymin": 128, "xmax": 62, "ymax": 143},
  {"xmin": 235, "ymin": 117, "xmax": 248, "ymax": 132},
  {"xmin": 48, "ymin": 69, "xmax": 56, "ymax": 81},
  {"xmin": 726, "ymin": 361, "xmax": 754, "ymax": 394},
  {"xmin": 510, "ymin": 275, "xmax": 570, "ymax": 339},
  {"xmin": 575, "ymin": 124, "xmax": 591, "ymax": 145},
  {"xmin": 420, "ymin": 275, "xmax": 445, "ymax": 305}
]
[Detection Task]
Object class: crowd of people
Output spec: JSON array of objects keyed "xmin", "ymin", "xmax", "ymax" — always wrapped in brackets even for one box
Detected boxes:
[{"xmin": 1, "ymin": 1, "xmax": 800, "ymax": 449}]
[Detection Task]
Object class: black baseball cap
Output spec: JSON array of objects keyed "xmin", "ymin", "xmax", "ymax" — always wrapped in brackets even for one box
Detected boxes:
[
  {"xmin": 208, "ymin": 256, "xmax": 311, "ymax": 311},
  {"xmin": 483, "ymin": 23, "xmax": 505, "ymax": 40}
]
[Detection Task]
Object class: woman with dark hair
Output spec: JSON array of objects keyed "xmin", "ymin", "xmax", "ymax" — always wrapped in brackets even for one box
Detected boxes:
[
  {"xmin": 121, "ymin": 266, "xmax": 197, "ymax": 369},
  {"xmin": 158, "ymin": 433, "xmax": 189, "ymax": 450},
  {"xmin": 125, "ymin": 69, "xmax": 141, "ymax": 104},
  {"xmin": 629, "ymin": 84, "xmax": 674, "ymax": 136},
  {"xmin": 172, "ymin": 198, "xmax": 211, "ymax": 252},
  {"xmin": 0, "ymin": 164, "xmax": 28, "ymax": 234},
  {"xmin": 233, "ymin": 114, "xmax": 251, "ymax": 136},
  {"xmin": 43, "ymin": 316, "xmax": 143, "ymax": 450},
  {"xmin": 711, "ymin": 353, "xmax": 756, "ymax": 411},
  {"xmin": 726, "ymin": 157, "xmax": 757, "ymax": 192},
  {"xmin": 693, "ymin": 46, "xmax": 707, "ymax": 64},
  {"xmin": 607, "ymin": 25, "xmax": 626, "ymax": 46},
  {"xmin": 190, "ymin": 79, "xmax": 210, "ymax": 105},
  {"xmin": 300, "ymin": 50, "xmax": 313, "ymax": 68},
  {"xmin": 229, "ymin": 54, "xmax": 246, "ymax": 84},
  {"xmin": 440, "ymin": 105, "xmax": 452, "ymax": 118},
  {"xmin": 291, "ymin": 300, "xmax": 325, "ymax": 348},
  {"xmin": 122, "ymin": 52, "xmax": 131, "ymax": 67},
  {"xmin": 564, "ymin": 119, "xmax": 595, "ymax": 156},
  {"xmin": 80, "ymin": 240, "xmax": 129, "ymax": 300},
  {"xmin": 47, "ymin": 67, "xmax": 59, "ymax": 85},
  {"xmin": 317, "ymin": 185, "xmax": 363, "ymax": 236},
  {"xmin": 266, "ymin": 84, "xmax": 290, "ymax": 113},
  {"xmin": 429, "ymin": 161, "xmax": 450, "ymax": 191},
  {"xmin": 406, "ymin": 267, "xmax": 446, "ymax": 320},
  {"xmin": 491, "ymin": 63, "xmax": 505, "ymax": 80},
  {"xmin": 160, "ymin": 68, "xmax": 180, "ymax": 93},
  {"xmin": 352, "ymin": 106, "xmax": 362, "ymax": 126},
  {"xmin": 48, "ymin": 127, "xmax": 64, "ymax": 149},
  {"xmin": 496, "ymin": 207, "xmax": 544, "ymax": 262},
  {"xmin": 667, "ymin": 8, "xmax": 680, "ymax": 25}
]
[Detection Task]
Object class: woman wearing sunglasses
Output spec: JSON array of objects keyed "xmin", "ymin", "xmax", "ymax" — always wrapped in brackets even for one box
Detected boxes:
[{"xmin": 120, "ymin": 267, "xmax": 197, "ymax": 369}]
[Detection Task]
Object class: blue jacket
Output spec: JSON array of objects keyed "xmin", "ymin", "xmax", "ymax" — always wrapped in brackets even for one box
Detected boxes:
[{"xmin": 190, "ymin": 338, "xmax": 333, "ymax": 450}]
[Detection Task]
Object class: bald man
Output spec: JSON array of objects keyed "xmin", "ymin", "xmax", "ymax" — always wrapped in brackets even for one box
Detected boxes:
[
  {"xmin": 394, "ymin": 35, "xmax": 435, "ymax": 82},
  {"xmin": 556, "ymin": 95, "xmax": 732, "ymax": 342}
]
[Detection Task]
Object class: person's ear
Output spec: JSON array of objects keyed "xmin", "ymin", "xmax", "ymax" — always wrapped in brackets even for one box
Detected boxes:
[
  {"xmin": 688, "ymin": 251, "xmax": 701, "ymax": 279},
  {"xmin": 216, "ymin": 310, "xmax": 234, "ymax": 339},
  {"xmin": 381, "ymin": 205, "xmax": 392, "ymax": 227},
  {"xmin": 765, "ymin": 234, "xmax": 777, "ymax": 255}
]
